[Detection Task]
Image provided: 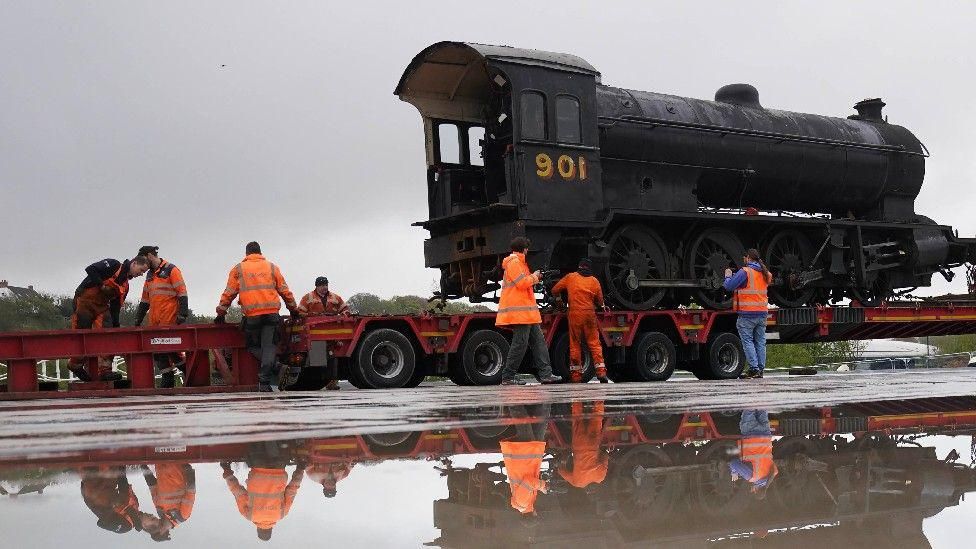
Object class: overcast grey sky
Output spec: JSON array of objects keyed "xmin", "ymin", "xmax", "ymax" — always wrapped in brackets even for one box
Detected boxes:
[{"xmin": 2, "ymin": 1, "xmax": 975, "ymax": 313}]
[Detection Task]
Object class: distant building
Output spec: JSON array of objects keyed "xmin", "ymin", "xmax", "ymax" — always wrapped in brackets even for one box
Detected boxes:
[{"xmin": 0, "ymin": 280, "xmax": 40, "ymax": 299}]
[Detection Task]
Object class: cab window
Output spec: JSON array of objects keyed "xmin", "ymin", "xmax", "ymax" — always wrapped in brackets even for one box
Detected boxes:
[
  {"xmin": 556, "ymin": 95, "xmax": 581, "ymax": 143},
  {"xmin": 520, "ymin": 91, "xmax": 546, "ymax": 140},
  {"xmin": 437, "ymin": 123, "xmax": 460, "ymax": 164}
]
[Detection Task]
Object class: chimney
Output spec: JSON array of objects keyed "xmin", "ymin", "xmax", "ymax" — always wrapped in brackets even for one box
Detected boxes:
[
  {"xmin": 852, "ymin": 98, "xmax": 886, "ymax": 122},
  {"xmin": 28, "ymin": 285, "xmax": 34, "ymax": 291},
  {"xmin": 0, "ymin": 280, "xmax": 7, "ymax": 288}
]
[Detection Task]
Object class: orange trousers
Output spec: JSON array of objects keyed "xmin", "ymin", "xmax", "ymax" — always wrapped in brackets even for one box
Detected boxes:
[
  {"xmin": 69, "ymin": 286, "xmax": 112, "ymax": 378},
  {"xmin": 569, "ymin": 312, "xmax": 603, "ymax": 382}
]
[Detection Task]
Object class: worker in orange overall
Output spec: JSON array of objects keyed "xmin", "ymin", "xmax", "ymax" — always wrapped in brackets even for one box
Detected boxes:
[
  {"xmin": 80, "ymin": 466, "xmax": 149, "ymax": 534},
  {"xmin": 134, "ymin": 246, "xmax": 190, "ymax": 388},
  {"xmin": 307, "ymin": 460, "xmax": 355, "ymax": 498},
  {"xmin": 141, "ymin": 463, "xmax": 196, "ymax": 541},
  {"xmin": 216, "ymin": 241, "xmax": 300, "ymax": 391},
  {"xmin": 729, "ymin": 409, "xmax": 778, "ymax": 497},
  {"xmin": 68, "ymin": 256, "xmax": 151, "ymax": 381},
  {"xmin": 221, "ymin": 461, "xmax": 306, "ymax": 541},
  {"xmin": 497, "ymin": 237, "xmax": 561, "ymax": 385},
  {"xmin": 550, "ymin": 258, "xmax": 609, "ymax": 383},
  {"xmin": 557, "ymin": 401, "xmax": 609, "ymax": 489},
  {"xmin": 297, "ymin": 276, "xmax": 350, "ymax": 317},
  {"xmin": 500, "ymin": 404, "xmax": 549, "ymax": 516}
]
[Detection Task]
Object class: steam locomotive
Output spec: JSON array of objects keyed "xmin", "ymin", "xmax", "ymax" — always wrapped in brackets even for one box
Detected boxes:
[{"xmin": 396, "ymin": 42, "xmax": 976, "ymax": 309}]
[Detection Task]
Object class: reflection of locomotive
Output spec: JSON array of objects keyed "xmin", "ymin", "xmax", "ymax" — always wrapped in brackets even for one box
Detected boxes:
[
  {"xmin": 431, "ymin": 434, "xmax": 976, "ymax": 548},
  {"xmin": 396, "ymin": 42, "xmax": 976, "ymax": 309}
]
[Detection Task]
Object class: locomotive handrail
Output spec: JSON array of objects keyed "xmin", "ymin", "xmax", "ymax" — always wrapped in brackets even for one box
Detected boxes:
[{"xmin": 602, "ymin": 115, "xmax": 928, "ymax": 156}]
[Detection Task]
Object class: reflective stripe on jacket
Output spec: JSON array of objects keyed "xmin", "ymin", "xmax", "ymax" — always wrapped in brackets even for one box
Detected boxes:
[
  {"xmin": 217, "ymin": 254, "xmax": 297, "ymax": 317},
  {"xmin": 141, "ymin": 260, "xmax": 187, "ymax": 326},
  {"xmin": 149, "ymin": 463, "xmax": 195, "ymax": 525},
  {"xmin": 501, "ymin": 440, "xmax": 547, "ymax": 514},
  {"xmin": 225, "ymin": 467, "xmax": 303, "ymax": 529},
  {"xmin": 733, "ymin": 266, "xmax": 770, "ymax": 314},
  {"xmin": 496, "ymin": 253, "xmax": 542, "ymax": 326},
  {"xmin": 298, "ymin": 290, "xmax": 349, "ymax": 316},
  {"xmin": 739, "ymin": 436, "xmax": 778, "ymax": 485}
]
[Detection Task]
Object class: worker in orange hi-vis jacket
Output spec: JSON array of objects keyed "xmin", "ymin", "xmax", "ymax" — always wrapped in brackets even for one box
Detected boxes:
[
  {"xmin": 134, "ymin": 246, "xmax": 189, "ymax": 388},
  {"xmin": 550, "ymin": 258, "xmax": 609, "ymax": 383},
  {"xmin": 297, "ymin": 276, "xmax": 349, "ymax": 317},
  {"xmin": 141, "ymin": 463, "xmax": 195, "ymax": 542},
  {"xmin": 215, "ymin": 241, "xmax": 300, "ymax": 392},
  {"xmin": 557, "ymin": 401, "xmax": 609, "ymax": 489},
  {"xmin": 221, "ymin": 461, "xmax": 305, "ymax": 542}
]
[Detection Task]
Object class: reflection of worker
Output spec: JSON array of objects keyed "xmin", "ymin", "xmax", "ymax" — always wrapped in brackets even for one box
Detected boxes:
[
  {"xmin": 497, "ymin": 237, "xmax": 561, "ymax": 385},
  {"xmin": 551, "ymin": 259, "xmax": 609, "ymax": 383},
  {"xmin": 298, "ymin": 276, "xmax": 350, "ymax": 317},
  {"xmin": 142, "ymin": 463, "xmax": 196, "ymax": 541},
  {"xmin": 723, "ymin": 249, "xmax": 772, "ymax": 379},
  {"xmin": 80, "ymin": 467, "xmax": 148, "ymax": 534},
  {"xmin": 68, "ymin": 256, "xmax": 151, "ymax": 381},
  {"xmin": 221, "ymin": 461, "xmax": 305, "ymax": 541},
  {"xmin": 134, "ymin": 246, "xmax": 190, "ymax": 388},
  {"xmin": 500, "ymin": 404, "xmax": 549, "ymax": 515},
  {"xmin": 307, "ymin": 461, "xmax": 355, "ymax": 498},
  {"xmin": 557, "ymin": 401, "xmax": 608, "ymax": 488},
  {"xmin": 729, "ymin": 410, "xmax": 778, "ymax": 497},
  {"xmin": 216, "ymin": 241, "xmax": 300, "ymax": 392}
]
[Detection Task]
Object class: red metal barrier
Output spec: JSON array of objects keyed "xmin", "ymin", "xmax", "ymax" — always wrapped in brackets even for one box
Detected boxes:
[{"xmin": 0, "ymin": 324, "xmax": 256, "ymax": 399}]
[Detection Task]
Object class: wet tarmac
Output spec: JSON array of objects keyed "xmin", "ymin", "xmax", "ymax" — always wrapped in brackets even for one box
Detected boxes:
[{"xmin": 1, "ymin": 369, "xmax": 975, "ymax": 547}]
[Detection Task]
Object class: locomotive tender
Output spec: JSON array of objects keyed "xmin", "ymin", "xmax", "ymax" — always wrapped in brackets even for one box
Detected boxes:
[{"xmin": 396, "ymin": 41, "xmax": 976, "ymax": 310}]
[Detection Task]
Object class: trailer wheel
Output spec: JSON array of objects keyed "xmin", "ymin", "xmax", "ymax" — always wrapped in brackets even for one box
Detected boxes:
[
  {"xmin": 550, "ymin": 332, "xmax": 595, "ymax": 383},
  {"xmin": 346, "ymin": 360, "xmax": 371, "ymax": 389},
  {"xmin": 693, "ymin": 332, "xmax": 745, "ymax": 380},
  {"xmin": 459, "ymin": 330, "xmax": 509, "ymax": 385},
  {"xmin": 629, "ymin": 332, "xmax": 676, "ymax": 381},
  {"xmin": 404, "ymin": 367, "xmax": 426, "ymax": 388},
  {"xmin": 354, "ymin": 329, "xmax": 416, "ymax": 389}
]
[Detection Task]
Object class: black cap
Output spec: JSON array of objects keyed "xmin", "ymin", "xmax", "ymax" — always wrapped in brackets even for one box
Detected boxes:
[
  {"xmin": 315, "ymin": 276, "xmax": 329, "ymax": 286},
  {"xmin": 138, "ymin": 245, "xmax": 159, "ymax": 257},
  {"xmin": 578, "ymin": 258, "xmax": 592, "ymax": 269}
]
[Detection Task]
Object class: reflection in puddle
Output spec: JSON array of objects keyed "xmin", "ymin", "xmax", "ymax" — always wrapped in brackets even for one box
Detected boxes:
[{"xmin": 1, "ymin": 396, "xmax": 974, "ymax": 547}]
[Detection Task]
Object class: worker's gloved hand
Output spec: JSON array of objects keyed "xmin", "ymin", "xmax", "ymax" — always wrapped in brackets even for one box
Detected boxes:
[
  {"xmin": 294, "ymin": 459, "xmax": 308, "ymax": 470},
  {"xmin": 724, "ymin": 268, "xmax": 733, "ymax": 278},
  {"xmin": 214, "ymin": 315, "xmax": 226, "ymax": 325},
  {"xmin": 100, "ymin": 284, "xmax": 116, "ymax": 298},
  {"xmin": 176, "ymin": 314, "xmax": 188, "ymax": 325},
  {"xmin": 289, "ymin": 309, "xmax": 301, "ymax": 320},
  {"xmin": 220, "ymin": 462, "xmax": 233, "ymax": 477}
]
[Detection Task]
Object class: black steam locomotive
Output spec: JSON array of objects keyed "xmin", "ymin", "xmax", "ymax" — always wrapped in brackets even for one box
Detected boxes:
[{"xmin": 396, "ymin": 41, "xmax": 976, "ymax": 309}]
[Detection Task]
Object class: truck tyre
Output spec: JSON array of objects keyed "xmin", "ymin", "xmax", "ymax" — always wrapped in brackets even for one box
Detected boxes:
[
  {"xmin": 550, "ymin": 332, "xmax": 595, "ymax": 383},
  {"xmin": 693, "ymin": 332, "xmax": 745, "ymax": 380},
  {"xmin": 354, "ymin": 328, "xmax": 416, "ymax": 389},
  {"xmin": 460, "ymin": 330, "xmax": 509, "ymax": 385},
  {"xmin": 346, "ymin": 360, "xmax": 371, "ymax": 389},
  {"xmin": 404, "ymin": 366, "xmax": 426, "ymax": 388},
  {"xmin": 628, "ymin": 332, "xmax": 676, "ymax": 382}
]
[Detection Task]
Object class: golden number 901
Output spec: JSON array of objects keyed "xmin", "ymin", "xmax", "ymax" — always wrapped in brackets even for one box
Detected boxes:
[{"xmin": 536, "ymin": 153, "xmax": 587, "ymax": 181}]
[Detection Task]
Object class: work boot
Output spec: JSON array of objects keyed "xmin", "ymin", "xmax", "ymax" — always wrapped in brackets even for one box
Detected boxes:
[
  {"xmin": 595, "ymin": 364, "xmax": 609, "ymax": 383},
  {"xmin": 258, "ymin": 384, "xmax": 273, "ymax": 392},
  {"xmin": 570, "ymin": 367, "xmax": 583, "ymax": 384},
  {"xmin": 326, "ymin": 379, "xmax": 340, "ymax": 391},
  {"xmin": 69, "ymin": 366, "xmax": 92, "ymax": 382},
  {"xmin": 159, "ymin": 371, "xmax": 176, "ymax": 389},
  {"xmin": 99, "ymin": 371, "xmax": 124, "ymax": 382},
  {"xmin": 539, "ymin": 375, "xmax": 563, "ymax": 384},
  {"xmin": 500, "ymin": 378, "xmax": 526, "ymax": 386},
  {"xmin": 739, "ymin": 369, "xmax": 761, "ymax": 379}
]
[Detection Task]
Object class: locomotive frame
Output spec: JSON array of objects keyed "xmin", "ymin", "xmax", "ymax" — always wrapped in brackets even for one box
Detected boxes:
[{"xmin": 396, "ymin": 41, "xmax": 976, "ymax": 310}]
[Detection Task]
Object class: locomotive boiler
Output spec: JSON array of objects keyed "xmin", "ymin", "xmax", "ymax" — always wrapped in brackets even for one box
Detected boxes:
[{"xmin": 395, "ymin": 41, "xmax": 976, "ymax": 309}]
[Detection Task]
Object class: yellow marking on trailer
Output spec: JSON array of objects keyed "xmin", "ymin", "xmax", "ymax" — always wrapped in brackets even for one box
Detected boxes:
[
  {"xmin": 601, "ymin": 327, "xmax": 630, "ymax": 332},
  {"xmin": 424, "ymin": 433, "xmax": 458, "ymax": 440},
  {"xmin": 420, "ymin": 331, "xmax": 456, "ymax": 337},
  {"xmin": 313, "ymin": 443, "xmax": 360, "ymax": 450},
  {"xmin": 873, "ymin": 411, "xmax": 976, "ymax": 421},
  {"xmin": 679, "ymin": 324, "xmax": 705, "ymax": 330},
  {"xmin": 308, "ymin": 329, "xmax": 355, "ymax": 336},
  {"xmin": 682, "ymin": 421, "xmax": 708, "ymax": 427},
  {"xmin": 606, "ymin": 425, "xmax": 633, "ymax": 431}
]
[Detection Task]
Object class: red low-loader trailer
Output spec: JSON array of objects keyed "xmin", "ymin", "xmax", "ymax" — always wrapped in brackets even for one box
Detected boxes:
[{"xmin": 3, "ymin": 301, "xmax": 976, "ymax": 398}]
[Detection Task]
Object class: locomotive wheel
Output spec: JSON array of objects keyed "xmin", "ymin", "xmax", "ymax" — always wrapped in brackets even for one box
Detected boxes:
[
  {"xmin": 849, "ymin": 272, "xmax": 891, "ymax": 307},
  {"xmin": 604, "ymin": 225, "xmax": 670, "ymax": 310},
  {"xmin": 685, "ymin": 228, "xmax": 745, "ymax": 309},
  {"xmin": 763, "ymin": 230, "xmax": 816, "ymax": 308}
]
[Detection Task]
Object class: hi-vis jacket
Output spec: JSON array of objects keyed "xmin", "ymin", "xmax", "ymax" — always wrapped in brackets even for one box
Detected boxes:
[
  {"xmin": 496, "ymin": 252, "xmax": 542, "ymax": 326},
  {"xmin": 723, "ymin": 262, "xmax": 771, "ymax": 316},
  {"xmin": 501, "ymin": 440, "xmax": 547, "ymax": 514},
  {"xmin": 140, "ymin": 260, "xmax": 188, "ymax": 326},
  {"xmin": 739, "ymin": 435, "xmax": 778, "ymax": 486},
  {"xmin": 224, "ymin": 467, "xmax": 304, "ymax": 530},
  {"xmin": 217, "ymin": 254, "xmax": 298, "ymax": 317},
  {"xmin": 298, "ymin": 290, "xmax": 349, "ymax": 316}
]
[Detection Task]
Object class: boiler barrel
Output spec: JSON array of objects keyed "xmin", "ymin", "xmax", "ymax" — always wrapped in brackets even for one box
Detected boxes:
[{"xmin": 595, "ymin": 85, "xmax": 925, "ymax": 220}]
